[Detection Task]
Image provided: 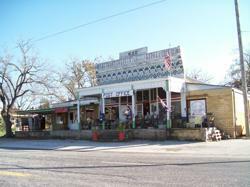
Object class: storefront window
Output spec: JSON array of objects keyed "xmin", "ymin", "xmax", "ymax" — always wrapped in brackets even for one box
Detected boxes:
[
  {"xmin": 150, "ymin": 103, "xmax": 157, "ymax": 113},
  {"xmin": 105, "ymin": 97, "xmax": 119, "ymax": 105},
  {"xmin": 121, "ymin": 96, "xmax": 127, "ymax": 104},
  {"xmin": 69, "ymin": 112, "xmax": 74, "ymax": 122},
  {"xmin": 143, "ymin": 90, "xmax": 149, "ymax": 101},
  {"xmin": 105, "ymin": 106, "xmax": 119, "ymax": 121},
  {"xmin": 128, "ymin": 96, "xmax": 132, "ymax": 104},
  {"xmin": 150, "ymin": 88, "xmax": 157, "ymax": 101},
  {"xmin": 105, "ymin": 98, "xmax": 111, "ymax": 105},
  {"xmin": 137, "ymin": 91, "xmax": 142, "ymax": 102},
  {"xmin": 56, "ymin": 114, "xmax": 63, "ymax": 125},
  {"xmin": 136, "ymin": 104, "xmax": 143, "ymax": 118},
  {"xmin": 171, "ymin": 101, "xmax": 182, "ymax": 128}
]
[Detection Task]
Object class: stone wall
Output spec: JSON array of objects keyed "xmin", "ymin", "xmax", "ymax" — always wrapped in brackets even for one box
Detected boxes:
[
  {"xmin": 170, "ymin": 128, "xmax": 207, "ymax": 141},
  {"xmin": 50, "ymin": 130, "xmax": 92, "ymax": 140},
  {"xmin": 15, "ymin": 131, "xmax": 50, "ymax": 139},
  {"xmin": 132, "ymin": 129, "xmax": 169, "ymax": 140},
  {"xmin": 15, "ymin": 130, "xmax": 92, "ymax": 140},
  {"xmin": 15, "ymin": 128, "xmax": 208, "ymax": 141}
]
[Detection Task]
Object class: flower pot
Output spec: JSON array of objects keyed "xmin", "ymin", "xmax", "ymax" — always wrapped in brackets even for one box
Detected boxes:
[
  {"xmin": 92, "ymin": 131, "xmax": 99, "ymax": 141},
  {"xmin": 118, "ymin": 132, "xmax": 125, "ymax": 141}
]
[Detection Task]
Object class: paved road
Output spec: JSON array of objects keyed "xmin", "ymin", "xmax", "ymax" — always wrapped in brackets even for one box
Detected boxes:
[{"xmin": 0, "ymin": 139, "xmax": 249, "ymax": 186}]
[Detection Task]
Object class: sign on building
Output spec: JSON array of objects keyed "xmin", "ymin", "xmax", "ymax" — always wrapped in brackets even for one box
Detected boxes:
[{"xmin": 102, "ymin": 90, "xmax": 133, "ymax": 98}]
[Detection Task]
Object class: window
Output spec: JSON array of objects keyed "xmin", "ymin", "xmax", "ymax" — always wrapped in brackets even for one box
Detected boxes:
[
  {"xmin": 56, "ymin": 115, "xmax": 63, "ymax": 125},
  {"xmin": 121, "ymin": 96, "xmax": 128, "ymax": 104},
  {"xmin": 136, "ymin": 91, "xmax": 143, "ymax": 102},
  {"xmin": 189, "ymin": 99, "xmax": 206, "ymax": 116},
  {"xmin": 188, "ymin": 99, "xmax": 207, "ymax": 125},
  {"xmin": 120, "ymin": 96, "xmax": 132, "ymax": 105},
  {"xmin": 105, "ymin": 98, "xmax": 111, "ymax": 105},
  {"xmin": 136, "ymin": 104, "xmax": 143, "ymax": 117},
  {"xmin": 150, "ymin": 103, "xmax": 157, "ymax": 113},
  {"xmin": 143, "ymin": 90, "xmax": 149, "ymax": 101},
  {"xmin": 150, "ymin": 88, "xmax": 157, "ymax": 101},
  {"xmin": 70, "ymin": 112, "xmax": 74, "ymax": 121}
]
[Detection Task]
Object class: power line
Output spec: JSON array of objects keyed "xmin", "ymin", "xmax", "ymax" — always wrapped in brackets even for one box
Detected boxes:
[{"xmin": 31, "ymin": 0, "xmax": 167, "ymax": 43}]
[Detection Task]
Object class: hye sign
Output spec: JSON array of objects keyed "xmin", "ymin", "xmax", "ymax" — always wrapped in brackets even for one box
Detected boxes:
[{"xmin": 102, "ymin": 90, "xmax": 133, "ymax": 98}]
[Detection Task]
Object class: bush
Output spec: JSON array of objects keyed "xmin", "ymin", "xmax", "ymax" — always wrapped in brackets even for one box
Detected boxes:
[
  {"xmin": 117, "ymin": 123, "xmax": 125, "ymax": 131},
  {"xmin": 0, "ymin": 117, "xmax": 5, "ymax": 136}
]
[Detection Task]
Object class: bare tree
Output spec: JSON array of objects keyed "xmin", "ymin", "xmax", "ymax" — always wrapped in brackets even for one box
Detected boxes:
[
  {"xmin": 0, "ymin": 41, "xmax": 50, "ymax": 137},
  {"xmin": 226, "ymin": 52, "xmax": 250, "ymax": 90},
  {"xmin": 55, "ymin": 57, "xmax": 97, "ymax": 100},
  {"xmin": 39, "ymin": 97, "xmax": 50, "ymax": 109},
  {"xmin": 186, "ymin": 68, "xmax": 213, "ymax": 83},
  {"xmin": 16, "ymin": 92, "xmax": 36, "ymax": 110}
]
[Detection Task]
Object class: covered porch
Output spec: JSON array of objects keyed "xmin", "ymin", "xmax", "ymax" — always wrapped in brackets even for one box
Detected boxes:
[{"xmin": 76, "ymin": 76, "xmax": 188, "ymax": 130}]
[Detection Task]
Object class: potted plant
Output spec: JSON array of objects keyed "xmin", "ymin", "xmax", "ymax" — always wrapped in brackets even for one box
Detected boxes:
[
  {"xmin": 91, "ymin": 126, "xmax": 99, "ymax": 141},
  {"xmin": 117, "ymin": 123, "xmax": 125, "ymax": 141}
]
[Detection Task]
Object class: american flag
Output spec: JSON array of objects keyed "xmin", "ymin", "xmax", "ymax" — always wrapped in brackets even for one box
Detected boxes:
[
  {"xmin": 164, "ymin": 53, "xmax": 172, "ymax": 70},
  {"xmin": 157, "ymin": 96, "xmax": 170, "ymax": 112}
]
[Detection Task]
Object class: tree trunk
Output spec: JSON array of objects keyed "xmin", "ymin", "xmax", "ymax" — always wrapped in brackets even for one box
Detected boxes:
[{"xmin": 1, "ymin": 111, "xmax": 14, "ymax": 138}]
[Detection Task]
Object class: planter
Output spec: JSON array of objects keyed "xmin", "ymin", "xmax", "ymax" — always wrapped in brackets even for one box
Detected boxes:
[
  {"xmin": 92, "ymin": 131, "xmax": 99, "ymax": 141},
  {"xmin": 118, "ymin": 131, "xmax": 125, "ymax": 141}
]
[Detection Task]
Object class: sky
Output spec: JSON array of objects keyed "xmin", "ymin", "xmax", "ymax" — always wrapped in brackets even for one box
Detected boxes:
[{"xmin": 0, "ymin": 0, "xmax": 250, "ymax": 84}]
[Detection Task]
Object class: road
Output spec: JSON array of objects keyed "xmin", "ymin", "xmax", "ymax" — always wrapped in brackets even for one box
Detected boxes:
[{"xmin": 0, "ymin": 140, "xmax": 250, "ymax": 186}]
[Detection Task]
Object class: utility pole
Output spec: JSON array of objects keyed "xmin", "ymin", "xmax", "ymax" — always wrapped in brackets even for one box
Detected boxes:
[{"xmin": 234, "ymin": 0, "xmax": 250, "ymax": 137}]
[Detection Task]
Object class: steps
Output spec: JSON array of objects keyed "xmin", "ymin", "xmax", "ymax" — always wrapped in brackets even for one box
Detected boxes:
[
  {"xmin": 207, "ymin": 127, "xmax": 222, "ymax": 141},
  {"xmin": 212, "ymin": 129, "xmax": 222, "ymax": 141}
]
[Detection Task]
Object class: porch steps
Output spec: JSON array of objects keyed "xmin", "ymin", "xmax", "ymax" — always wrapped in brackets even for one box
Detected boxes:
[
  {"xmin": 207, "ymin": 128, "xmax": 222, "ymax": 141},
  {"xmin": 212, "ymin": 130, "xmax": 222, "ymax": 141}
]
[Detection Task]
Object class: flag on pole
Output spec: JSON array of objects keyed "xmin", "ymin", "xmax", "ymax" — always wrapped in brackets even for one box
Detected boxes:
[
  {"xmin": 157, "ymin": 96, "xmax": 170, "ymax": 112},
  {"xmin": 164, "ymin": 53, "xmax": 172, "ymax": 70}
]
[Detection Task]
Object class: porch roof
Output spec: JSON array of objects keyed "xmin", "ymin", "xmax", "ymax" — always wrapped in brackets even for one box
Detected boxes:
[
  {"xmin": 17, "ymin": 108, "xmax": 54, "ymax": 115},
  {"xmin": 52, "ymin": 97, "xmax": 99, "ymax": 108},
  {"xmin": 77, "ymin": 76, "xmax": 185, "ymax": 98}
]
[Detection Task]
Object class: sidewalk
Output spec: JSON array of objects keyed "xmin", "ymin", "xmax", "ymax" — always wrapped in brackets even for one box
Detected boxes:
[{"xmin": 0, "ymin": 138, "xmax": 250, "ymax": 158}]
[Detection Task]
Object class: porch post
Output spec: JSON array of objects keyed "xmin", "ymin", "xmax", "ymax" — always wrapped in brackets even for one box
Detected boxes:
[
  {"xmin": 156, "ymin": 88, "xmax": 159, "ymax": 114},
  {"xmin": 132, "ymin": 89, "xmax": 136, "ymax": 129},
  {"xmin": 181, "ymin": 82, "xmax": 187, "ymax": 123},
  {"xmin": 77, "ymin": 92, "xmax": 81, "ymax": 130},
  {"xmin": 165, "ymin": 80, "xmax": 172, "ymax": 129},
  {"xmin": 101, "ymin": 89, "xmax": 105, "ymax": 130}
]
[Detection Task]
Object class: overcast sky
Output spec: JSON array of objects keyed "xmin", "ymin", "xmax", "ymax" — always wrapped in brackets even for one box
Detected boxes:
[{"xmin": 0, "ymin": 0, "xmax": 250, "ymax": 84}]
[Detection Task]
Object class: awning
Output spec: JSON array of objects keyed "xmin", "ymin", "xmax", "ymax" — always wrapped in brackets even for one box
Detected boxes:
[
  {"xmin": 54, "ymin": 107, "xmax": 68, "ymax": 113},
  {"xmin": 17, "ymin": 108, "xmax": 54, "ymax": 115},
  {"xmin": 52, "ymin": 98, "xmax": 99, "ymax": 108}
]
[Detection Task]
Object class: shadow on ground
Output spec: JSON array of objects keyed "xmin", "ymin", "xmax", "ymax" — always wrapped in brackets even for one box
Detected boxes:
[{"xmin": 0, "ymin": 138, "xmax": 200, "ymax": 152}]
